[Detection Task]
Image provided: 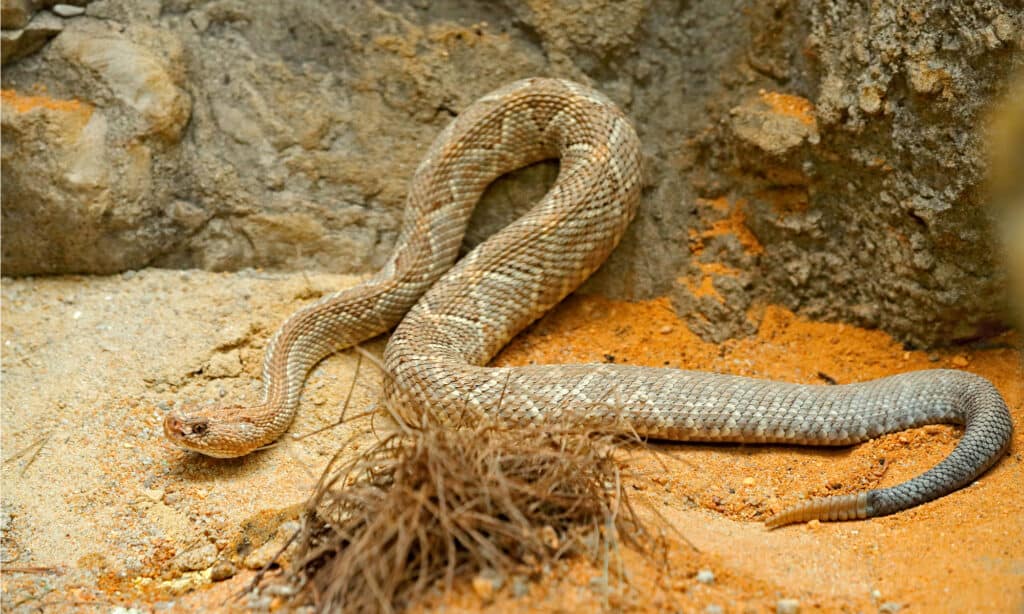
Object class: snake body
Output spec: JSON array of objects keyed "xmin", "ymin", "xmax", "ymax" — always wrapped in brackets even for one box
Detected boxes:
[{"xmin": 165, "ymin": 78, "xmax": 1013, "ymax": 527}]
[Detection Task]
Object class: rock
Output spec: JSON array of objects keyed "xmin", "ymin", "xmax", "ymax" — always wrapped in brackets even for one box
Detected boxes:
[
  {"xmin": 51, "ymin": 4, "xmax": 84, "ymax": 18},
  {"xmin": 1, "ymin": 0, "xmax": 33, "ymax": 30},
  {"xmin": 511, "ymin": 575, "xmax": 529, "ymax": 598},
  {"xmin": 731, "ymin": 92, "xmax": 820, "ymax": 157},
  {"xmin": 1, "ymin": 18, "xmax": 193, "ymax": 275},
  {"xmin": 53, "ymin": 20, "xmax": 191, "ymax": 140},
  {"xmin": 173, "ymin": 543, "xmax": 218, "ymax": 572},
  {"xmin": 209, "ymin": 560, "xmax": 236, "ymax": 581},
  {"xmin": 0, "ymin": 1, "xmax": 1014, "ymax": 347},
  {"xmin": 471, "ymin": 575, "xmax": 495, "ymax": 602},
  {"xmin": 1, "ymin": 10, "xmax": 62, "ymax": 64},
  {"xmin": 776, "ymin": 598, "xmax": 800, "ymax": 614},
  {"xmin": 695, "ymin": 569, "xmax": 715, "ymax": 585},
  {"xmin": 243, "ymin": 520, "xmax": 301, "ymax": 570}
]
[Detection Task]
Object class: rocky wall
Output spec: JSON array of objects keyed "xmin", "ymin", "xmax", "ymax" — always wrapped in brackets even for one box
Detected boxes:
[{"xmin": 2, "ymin": 0, "xmax": 1021, "ymax": 347}]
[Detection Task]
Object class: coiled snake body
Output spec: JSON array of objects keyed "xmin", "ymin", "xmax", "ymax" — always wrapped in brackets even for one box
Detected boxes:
[{"xmin": 165, "ymin": 78, "xmax": 1013, "ymax": 527}]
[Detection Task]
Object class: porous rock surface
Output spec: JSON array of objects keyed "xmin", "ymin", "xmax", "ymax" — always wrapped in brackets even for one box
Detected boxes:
[{"xmin": 2, "ymin": 0, "xmax": 1021, "ymax": 347}]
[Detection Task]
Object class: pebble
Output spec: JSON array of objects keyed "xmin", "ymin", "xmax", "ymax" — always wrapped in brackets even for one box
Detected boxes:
[
  {"xmin": 951, "ymin": 355, "xmax": 969, "ymax": 367},
  {"xmin": 659, "ymin": 325, "xmax": 674, "ymax": 334},
  {"xmin": 511, "ymin": 575, "xmax": 529, "ymax": 598},
  {"xmin": 704, "ymin": 605, "xmax": 723, "ymax": 614},
  {"xmin": 52, "ymin": 3, "xmax": 85, "ymax": 17},
  {"xmin": 471, "ymin": 568, "xmax": 504, "ymax": 603},
  {"xmin": 776, "ymin": 598, "xmax": 800, "ymax": 614},
  {"xmin": 878, "ymin": 603, "xmax": 903, "ymax": 613},
  {"xmin": 695, "ymin": 569, "xmax": 715, "ymax": 584},
  {"xmin": 143, "ymin": 488, "xmax": 164, "ymax": 502},
  {"xmin": 210, "ymin": 560, "xmax": 236, "ymax": 581},
  {"xmin": 742, "ymin": 477, "xmax": 755, "ymax": 486}
]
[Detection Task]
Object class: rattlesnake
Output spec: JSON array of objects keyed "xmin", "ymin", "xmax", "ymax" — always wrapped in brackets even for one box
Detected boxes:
[{"xmin": 164, "ymin": 78, "xmax": 1013, "ymax": 527}]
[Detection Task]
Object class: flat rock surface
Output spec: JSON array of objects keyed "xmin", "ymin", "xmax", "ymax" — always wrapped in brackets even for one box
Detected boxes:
[{"xmin": 1, "ymin": 270, "xmax": 1021, "ymax": 612}]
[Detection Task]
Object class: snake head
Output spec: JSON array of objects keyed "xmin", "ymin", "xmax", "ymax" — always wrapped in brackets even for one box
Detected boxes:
[{"xmin": 163, "ymin": 406, "xmax": 263, "ymax": 458}]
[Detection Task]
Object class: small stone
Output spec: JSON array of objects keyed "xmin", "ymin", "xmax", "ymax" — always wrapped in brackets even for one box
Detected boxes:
[
  {"xmin": 704, "ymin": 605, "xmax": 724, "ymax": 614},
  {"xmin": 511, "ymin": 575, "xmax": 529, "ymax": 598},
  {"xmin": 858, "ymin": 86, "xmax": 883, "ymax": 115},
  {"xmin": 659, "ymin": 326, "xmax": 673, "ymax": 334},
  {"xmin": 777, "ymin": 598, "xmax": 800, "ymax": 614},
  {"xmin": 879, "ymin": 603, "xmax": 903, "ymax": 614},
  {"xmin": 174, "ymin": 543, "xmax": 217, "ymax": 572},
  {"xmin": 695, "ymin": 569, "xmax": 715, "ymax": 584},
  {"xmin": 143, "ymin": 488, "xmax": 164, "ymax": 502},
  {"xmin": 471, "ymin": 575, "xmax": 495, "ymax": 602},
  {"xmin": 243, "ymin": 521, "xmax": 300, "ymax": 569},
  {"xmin": 51, "ymin": 4, "xmax": 85, "ymax": 17},
  {"xmin": 210, "ymin": 560, "xmax": 236, "ymax": 581},
  {"xmin": 897, "ymin": 433, "xmax": 910, "ymax": 444},
  {"xmin": 951, "ymin": 355, "xmax": 969, "ymax": 367},
  {"xmin": 742, "ymin": 477, "xmax": 755, "ymax": 486},
  {"xmin": 993, "ymin": 14, "xmax": 1017, "ymax": 42}
]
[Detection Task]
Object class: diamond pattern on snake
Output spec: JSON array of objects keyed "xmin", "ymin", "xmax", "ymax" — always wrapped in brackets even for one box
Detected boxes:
[{"xmin": 163, "ymin": 78, "xmax": 1013, "ymax": 528}]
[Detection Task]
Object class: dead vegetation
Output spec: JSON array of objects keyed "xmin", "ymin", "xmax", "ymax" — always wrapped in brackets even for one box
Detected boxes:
[{"xmin": 275, "ymin": 393, "xmax": 670, "ymax": 613}]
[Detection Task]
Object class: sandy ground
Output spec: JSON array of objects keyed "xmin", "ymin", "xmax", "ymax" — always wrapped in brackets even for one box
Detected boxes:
[{"xmin": 1, "ymin": 270, "xmax": 1021, "ymax": 613}]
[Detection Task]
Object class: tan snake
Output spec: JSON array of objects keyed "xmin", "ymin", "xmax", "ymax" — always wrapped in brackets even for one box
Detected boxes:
[{"xmin": 164, "ymin": 78, "xmax": 1013, "ymax": 528}]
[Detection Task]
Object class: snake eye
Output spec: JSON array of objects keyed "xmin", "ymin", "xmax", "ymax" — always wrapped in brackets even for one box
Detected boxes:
[{"xmin": 191, "ymin": 423, "xmax": 208, "ymax": 436}]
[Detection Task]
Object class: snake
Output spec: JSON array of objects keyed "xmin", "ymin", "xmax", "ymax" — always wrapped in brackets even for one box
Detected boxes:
[{"xmin": 164, "ymin": 78, "xmax": 1013, "ymax": 528}]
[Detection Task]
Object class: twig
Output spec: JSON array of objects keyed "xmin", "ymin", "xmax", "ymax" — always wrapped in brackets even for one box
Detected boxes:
[{"xmin": 3, "ymin": 431, "xmax": 52, "ymax": 476}]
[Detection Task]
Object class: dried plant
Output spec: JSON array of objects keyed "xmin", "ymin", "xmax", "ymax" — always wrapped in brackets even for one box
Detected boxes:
[{"xmin": 279, "ymin": 387, "xmax": 666, "ymax": 613}]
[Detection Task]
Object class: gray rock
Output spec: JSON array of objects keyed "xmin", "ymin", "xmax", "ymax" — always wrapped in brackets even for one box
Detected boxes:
[
  {"xmin": 52, "ymin": 20, "xmax": 191, "ymax": 139},
  {"xmin": 51, "ymin": 4, "xmax": 84, "ymax": 17},
  {"xmin": 1, "ymin": 1, "xmax": 1018, "ymax": 347}
]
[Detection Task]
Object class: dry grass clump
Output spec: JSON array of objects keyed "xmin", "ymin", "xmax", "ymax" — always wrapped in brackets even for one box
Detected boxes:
[{"xmin": 282, "ymin": 403, "xmax": 662, "ymax": 613}]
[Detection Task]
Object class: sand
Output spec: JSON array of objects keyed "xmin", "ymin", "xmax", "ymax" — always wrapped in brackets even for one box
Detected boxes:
[{"xmin": 1, "ymin": 270, "xmax": 1021, "ymax": 612}]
